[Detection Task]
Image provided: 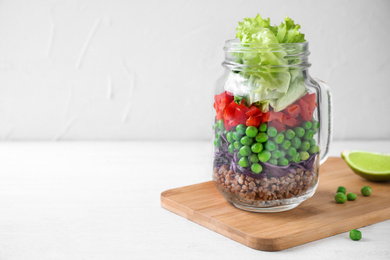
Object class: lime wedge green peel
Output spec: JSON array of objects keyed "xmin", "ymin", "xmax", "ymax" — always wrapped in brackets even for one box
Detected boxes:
[{"xmin": 341, "ymin": 150, "xmax": 390, "ymax": 182}]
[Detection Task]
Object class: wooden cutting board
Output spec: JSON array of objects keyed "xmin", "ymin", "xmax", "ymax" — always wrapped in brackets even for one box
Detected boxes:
[{"xmin": 161, "ymin": 157, "xmax": 390, "ymax": 251}]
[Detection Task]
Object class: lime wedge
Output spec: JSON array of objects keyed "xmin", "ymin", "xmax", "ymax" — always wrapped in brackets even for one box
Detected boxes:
[{"xmin": 341, "ymin": 150, "xmax": 390, "ymax": 182}]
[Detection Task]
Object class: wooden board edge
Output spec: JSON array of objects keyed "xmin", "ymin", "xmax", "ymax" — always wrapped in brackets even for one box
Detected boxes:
[
  {"xmin": 161, "ymin": 191, "xmax": 294, "ymax": 251},
  {"xmin": 250, "ymin": 207, "xmax": 390, "ymax": 251},
  {"xmin": 161, "ymin": 188, "xmax": 390, "ymax": 251}
]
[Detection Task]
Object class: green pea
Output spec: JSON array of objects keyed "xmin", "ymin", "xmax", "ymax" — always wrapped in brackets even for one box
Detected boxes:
[
  {"xmin": 273, "ymin": 133, "xmax": 284, "ymax": 144},
  {"xmin": 335, "ymin": 192, "xmax": 347, "ymax": 204},
  {"xmin": 240, "ymin": 136, "xmax": 253, "ymax": 146},
  {"xmin": 236, "ymin": 124, "xmax": 246, "ymax": 135},
  {"xmin": 293, "ymin": 127, "xmax": 305, "ymax": 138},
  {"xmin": 232, "ymin": 131, "xmax": 242, "ymax": 141},
  {"xmin": 291, "ymin": 137, "xmax": 301, "ymax": 149},
  {"xmin": 278, "ymin": 157, "xmax": 289, "ymax": 166},
  {"xmin": 258, "ymin": 150, "xmax": 271, "ymax": 162},
  {"xmin": 217, "ymin": 119, "xmax": 225, "ymax": 130},
  {"xmin": 246, "ymin": 126, "xmax": 258, "ymax": 138},
  {"xmin": 239, "ymin": 145, "xmax": 252, "ymax": 156},
  {"xmin": 233, "ymin": 141, "xmax": 242, "ymax": 150},
  {"xmin": 251, "ymin": 143, "xmax": 263, "ymax": 153},
  {"xmin": 289, "ymin": 153, "xmax": 301, "ymax": 163},
  {"xmin": 216, "ymin": 131, "xmax": 221, "ymax": 140},
  {"xmin": 299, "ymin": 151, "xmax": 310, "ymax": 161},
  {"xmin": 228, "ymin": 144, "xmax": 234, "ymax": 154},
  {"xmin": 303, "ymin": 130, "xmax": 314, "ymax": 140},
  {"xmin": 255, "ymin": 132, "xmax": 268, "ymax": 143},
  {"xmin": 267, "ymin": 126, "xmax": 278, "ymax": 137},
  {"xmin": 249, "ymin": 154, "xmax": 259, "ymax": 163},
  {"xmin": 268, "ymin": 158, "xmax": 278, "ymax": 165},
  {"xmin": 309, "ymin": 145, "xmax": 319, "ymax": 154},
  {"xmin": 279, "ymin": 150, "xmax": 286, "ymax": 158},
  {"xmin": 251, "ymin": 163, "xmax": 263, "ymax": 174},
  {"xmin": 271, "ymin": 150, "xmax": 282, "ymax": 159},
  {"xmin": 349, "ymin": 229, "xmax": 362, "ymax": 241},
  {"xmin": 226, "ymin": 132, "xmax": 233, "ymax": 143},
  {"xmin": 238, "ymin": 157, "xmax": 250, "ymax": 167},
  {"xmin": 347, "ymin": 193, "xmax": 357, "ymax": 201},
  {"xmin": 287, "ymin": 147, "xmax": 297, "ymax": 157},
  {"xmin": 309, "ymin": 138, "xmax": 316, "ymax": 147},
  {"xmin": 264, "ymin": 140, "xmax": 276, "ymax": 151},
  {"xmin": 284, "ymin": 129, "xmax": 295, "ymax": 140},
  {"xmin": 312, "ymin": 119, "xmax": 320, "ymax": 134},
  {"xmin": 259, "ymin": 123, "xmax": 267, "ymax": 132},
  {"xmin": 300, "ymin": 141, "xmax": 310, "ymax": 152},
  {"xmin": 337, "ymin": 186, "xmax": 346, "ymax": 194},
  {"xmin": 361, "ymin": 186, "xmax": 372, "ymax": 196},
  {"xmin": 280, "ymin": 140, "xmax": 291, "ymax": 150},
  {"xmin": 214, "ymin": 137, "xmax": 220, "ymax": 147},
  {"xmin": 302, "ymin": 121, "xmax": 312, "ymax": 130}
]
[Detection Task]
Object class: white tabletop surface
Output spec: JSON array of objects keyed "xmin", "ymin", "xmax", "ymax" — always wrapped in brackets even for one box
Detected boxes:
[{"xmin": 0, "ymin": 141, "xmax": 389, "ymax": 260}]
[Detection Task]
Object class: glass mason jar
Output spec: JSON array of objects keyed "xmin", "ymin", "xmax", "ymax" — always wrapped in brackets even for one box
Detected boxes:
[{"xmin": 212, "ymin": 40, "xmax": 332, "ymax": 212}]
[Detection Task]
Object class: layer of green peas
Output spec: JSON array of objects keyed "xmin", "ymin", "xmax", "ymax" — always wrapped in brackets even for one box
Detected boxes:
[{"xmin": 214, "ymin": 118, "xmax": 320, "ymax": 173}]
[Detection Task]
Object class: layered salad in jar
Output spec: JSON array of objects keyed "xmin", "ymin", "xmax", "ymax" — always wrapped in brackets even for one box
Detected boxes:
[{"xmin": 213, "ymin": 15, "xmax": 320, "ymax": 208}]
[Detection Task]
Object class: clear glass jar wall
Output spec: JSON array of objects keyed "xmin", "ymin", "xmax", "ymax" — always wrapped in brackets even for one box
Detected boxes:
[{"xmin": 212, "ymin": 40, "xmax": 331, "ymax": 212}]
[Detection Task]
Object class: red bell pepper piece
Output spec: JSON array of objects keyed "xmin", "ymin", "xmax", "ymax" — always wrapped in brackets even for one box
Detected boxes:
[
  {"xmin": 234, "ymin": 111, "xmax": 248, "ymax": 125},
  {"xmin": 216, "ymin": 111, "xmax": 223, "ymax": 121},
  {"xmin": 299, "ymin": 99, "xmax": 312, "ymax": 121},
  {"xmin": 214, "ymin": 91, "xmax": 234, "ymax": 114},
  {"xmin": 302, "ymin": 93, "xmax": 317, "ymax": 116},
  {"xmin": 285, "ymin": 104, "xmax": 300, "ymax": 118},
  {"xmin": 283, "ymin": 115, "xmax": 301, "ymax": 127},
  {"xmin": 246, "ymin": 106, "xmax": 262, "ymax": 117},
  {"xmin": 246, "ymin": 115, "xmax": 262, "ymax": 127},
  {"xmin": 223, "ymin": 101, "xmax": 237, "ymax": 121},
  {"xmin": 223, "ymin": 118, "xmax": 236, "ymax": 131},
  {"xmin": 262, "ymin": 111, "xmax": 285, "ymax": 123},
  {"xmin": 233, "ymin": 103, "xmax": 250, "ymax": 125}
]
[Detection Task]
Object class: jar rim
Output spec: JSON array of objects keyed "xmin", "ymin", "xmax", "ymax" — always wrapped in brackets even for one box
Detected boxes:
[
  {"xmin": 224, "ymin": 39, "xmax": 309, "ymax": 51},
  {"xmin": 223, "ymin": 39, "xmax": 311, "ymax": 70}
]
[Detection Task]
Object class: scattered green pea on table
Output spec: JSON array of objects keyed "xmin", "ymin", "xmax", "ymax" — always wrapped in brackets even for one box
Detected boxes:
[
  {"xmin": 337, "ymin": 186, "xmax": 346, "ymax": 194},
  {"xmin": 361, "ymin": 186, "xmax": 372, "ymax": 196},
  {"xmin": 335, "ymin": 192, "xmax": 347, "ymax": 204},
  {"xmin": 349, "ymin": 229, "xmax": 362, "ymax": 241},
  {"xmin": 347, "ymin": 192, "xmax": 357, "ymax": 201}
]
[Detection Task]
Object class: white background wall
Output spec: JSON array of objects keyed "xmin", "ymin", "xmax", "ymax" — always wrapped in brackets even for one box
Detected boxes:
[{"xmin": 0, "ymin": 0, "xmax": 389, "ymax": 141}]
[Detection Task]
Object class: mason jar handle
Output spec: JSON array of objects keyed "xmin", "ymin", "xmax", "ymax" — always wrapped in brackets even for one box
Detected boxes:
[{"xmin": 314, "ymin": 78, "xmax": 332, "ymax": 165}]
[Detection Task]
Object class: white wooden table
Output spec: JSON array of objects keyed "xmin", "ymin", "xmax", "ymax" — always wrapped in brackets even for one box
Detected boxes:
[{"xmin": 0, "ymin": 141, "xmax": 389, "ymax": 259}]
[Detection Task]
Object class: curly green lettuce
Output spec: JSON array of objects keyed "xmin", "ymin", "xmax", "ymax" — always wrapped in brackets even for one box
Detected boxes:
[
  {"xmin": 230, "ymin": 14, "xmax": 306, "ymax": 112},
  {"xmin": 275, "ymin": 16, "xmax": 305, "ymax": 43}
]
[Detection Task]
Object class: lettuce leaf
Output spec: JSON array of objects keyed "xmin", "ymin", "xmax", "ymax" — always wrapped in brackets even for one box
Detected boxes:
[
  {"xmin": 274, "ymin": 16, "xmax": 305, "ymax": 43},
  {"xmin": 236, "ymin": 14, "xmax": 275, "ymax": 43},
  {"xmin": 231, "ymin": 14, "xmax": 306, "ymax": 112},
  {"xmin": 233, "ymin": 14, "xmax": 290, "ymax": 111}
]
